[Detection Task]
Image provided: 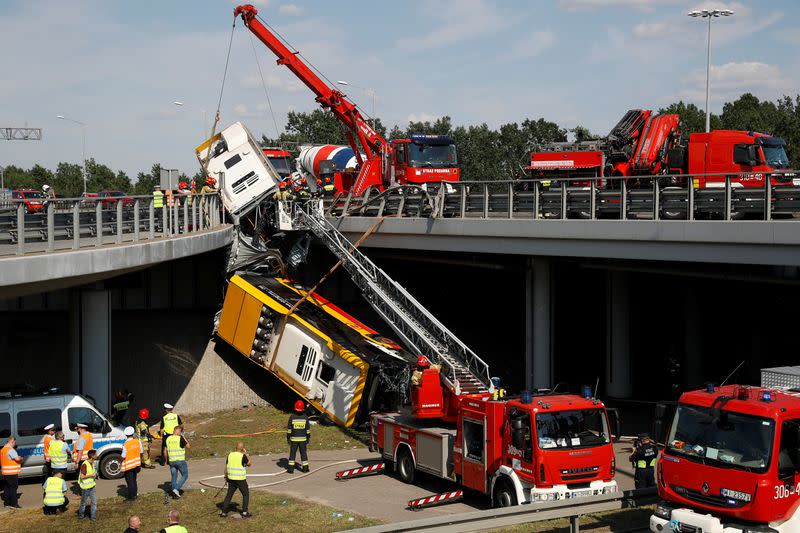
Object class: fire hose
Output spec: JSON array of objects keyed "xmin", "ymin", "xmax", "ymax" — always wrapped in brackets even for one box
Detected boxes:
[{"xmin": 198, "ymin": 458, "xmax": 364, "ymax": 489}]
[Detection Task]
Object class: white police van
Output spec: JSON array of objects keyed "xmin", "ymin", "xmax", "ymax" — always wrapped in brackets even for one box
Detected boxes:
[{"xmin": 0, "ymin": 391, "xmax": 127, "ymax": 479}]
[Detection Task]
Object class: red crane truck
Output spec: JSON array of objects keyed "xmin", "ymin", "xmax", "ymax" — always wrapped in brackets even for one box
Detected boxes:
[
  {"xmin": 651, "ymin": 384, "xmax": 800, "ymax": 533},
  {"xmin": 372, "ymin": 384, "xmax": 618, "ymax": 507},
  {"xmin": 235, "ymin": 4, "xmax": 459, "ymax": 195}
]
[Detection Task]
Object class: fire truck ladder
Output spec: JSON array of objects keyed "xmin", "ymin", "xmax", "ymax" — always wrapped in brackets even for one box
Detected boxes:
[{"xmin": 294, "ymin": 206, "xmax": 493, "ymax": 397}]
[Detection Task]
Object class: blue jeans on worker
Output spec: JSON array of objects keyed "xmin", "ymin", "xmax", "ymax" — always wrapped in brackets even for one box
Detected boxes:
[
  {"xmin": 78, "ymin": 487, "xmax": 96, "ymax": 520},
  {"xmin": 170, "ymin": 460, "xmax": 189, "ymax": 492}
]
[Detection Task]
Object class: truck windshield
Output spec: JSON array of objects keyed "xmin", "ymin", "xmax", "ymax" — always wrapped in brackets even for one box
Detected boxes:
[
  {"xmin": 762, "ymin": 145, "xmax": 790, "ymax": 169},
  {"xmin": 408, "ymin": 143, "xmax": 457, "ymax": 168},
  {"xmin": 667, "ymin": 405, "xmax": 774, "ymax": 473},
  {"xmin": 536, "ymin": 409, "xmax": 609, "ymax": 449},
  {"xmin": 268, "ymin": 156, "xmax": 291, "ymax": 177}
]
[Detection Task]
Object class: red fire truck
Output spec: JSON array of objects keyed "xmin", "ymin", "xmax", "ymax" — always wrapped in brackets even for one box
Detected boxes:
[
  {"xmin": 651, "ymin": 384, "xmax": 800, "ymax": 533},
  {"xmin": 372, "ymin": 387, "xmax": 618, "ymax": 507}
]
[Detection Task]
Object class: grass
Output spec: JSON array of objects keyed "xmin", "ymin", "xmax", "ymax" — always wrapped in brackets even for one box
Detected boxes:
[
  {"xmin": 0, "ymin": 489, "xmax": 380, "ymax": 532},
  {"xmin": 490, "ymin": 505, "xmax": 655, "ymax": 533},
  {"xmin": 154, "ymin": 405, "xmax": 370, "ymax": 461}
]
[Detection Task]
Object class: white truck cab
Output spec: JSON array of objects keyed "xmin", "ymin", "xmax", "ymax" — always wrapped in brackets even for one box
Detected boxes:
[{"xmin": 0, "ymin": 391, "xmax": 127, "ymax": 479}]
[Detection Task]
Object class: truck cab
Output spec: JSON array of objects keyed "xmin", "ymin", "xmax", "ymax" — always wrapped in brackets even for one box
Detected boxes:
[
  {"xmin": 688, "ymin": 131, "xmax": 795, "ymax": 189},
  {"xmin": 262, "ymin": 147, "xmax": 293, "ymax": 179},
  {"xmin": 652, "ymin": 385, "xmax": 800, "ymax": 533},
  {"xmin": 391, "ymin": 134, "xmax": 460, "ymax": 191}
]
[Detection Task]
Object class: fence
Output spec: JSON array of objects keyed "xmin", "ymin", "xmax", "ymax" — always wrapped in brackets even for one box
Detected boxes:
[
  {"xmin": 0, "ymin": 192, "xmax": 224, "ymax": 257},
  {"xmin": 326, "ymin": 172, "xmax": 800, "ymax": 222}
]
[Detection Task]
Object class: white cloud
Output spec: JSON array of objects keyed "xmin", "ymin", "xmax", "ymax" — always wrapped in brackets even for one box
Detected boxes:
[
  {"xmin": 559, "ymin": 0, "xmax": 680, "ymax": 12},
  {"xmin": 407, "ymin": 113, "xmax": 439, "ymax": 124},
  {"xmin": 396, "ymin": 0, "xmax": 514, "ymax": 51},
  {"xmin": 505, "ymin": 31, "xmax": 556, "ymax": 62},
  {"xmin": 278, "ymin": 4, "xmax": 305, "ymax": 16},
  {"xmin": 672, "ymin": 62, "xmax": 795, "ymax": 105}
]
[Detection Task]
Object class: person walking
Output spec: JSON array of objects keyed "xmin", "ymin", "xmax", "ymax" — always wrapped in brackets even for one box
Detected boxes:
[
  {"xmin": 287, "ymin": 400, "xmax": 310, "ymax": 473},
  {"xmin": 73, "ymin": 423, "xmax": 94, "ymax": 463},
  {"xmin": 159, "ymin": 403, "xmax": 182, "ymax": 465},
  {"xmin": 160, "ymin": 509, "xmax": 187, "ymax": 533},
  {"xmin": 48, "ymin": 431, "xmax": 71, "ymax": 475},
  {"xmin": 42, "ymin": 423, "xmax": 55, "ymax": 476},
  {"xmin": 136, "ymin": 408, "xmax": 156, "ymax": 468},
  {"xmin": 165, "ymin": 426, "xmax": 190, "ymax": 499},
  {"xmin": 121, "ymin": 426, "xmax": 142, "ymax": 501},
  {"xmin": 124, "ymin": 515, "xmax": 142, "ymax": 532},
  {"xmin": 1, "ymin": 436, "xmax": 23, "ymax": 508},
  {"xmin": 220, "ymin": 441, "xmax": 251, "ymax": 518},
  {"xmin": 77, "ymin": 449, "xmax": 98, "ymax": 521},
  {"xmin": 630, "ymin": 433, "xmax": 659, "ymax": 489},
  {"xmin": 42, "ymin": 470, "xmax": 68, "ymax": 515}
]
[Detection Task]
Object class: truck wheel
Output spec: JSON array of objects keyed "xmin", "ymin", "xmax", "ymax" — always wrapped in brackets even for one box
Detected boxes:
[
  {"xmin": 396, "ymin": 448, "xmax": 415, "ymax": 484},
  {"xmin": 493, "ymin": 479, "xmax": 518, "ymax": 508},
  {"xmin": 99, "ymin": 452, "xmax": 124, "ymax": 479}
]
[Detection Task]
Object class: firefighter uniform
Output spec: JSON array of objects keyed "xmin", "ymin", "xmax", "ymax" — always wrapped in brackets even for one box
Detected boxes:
[
  {"xmin": 287, "ymin": 406, "xmax": 310, "ymax": 473},
  {"xmin": 630, "ymin": 436, "xmax": 658, "ymax": 489},
  {"xmin": 136, "ymin": 418, "xmax": 155, "ymax": 468}
]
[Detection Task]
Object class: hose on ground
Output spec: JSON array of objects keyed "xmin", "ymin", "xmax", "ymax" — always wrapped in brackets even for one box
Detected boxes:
[{"xmin": 197, "ymin": 458, "xmax": 370, "ymax": 489}]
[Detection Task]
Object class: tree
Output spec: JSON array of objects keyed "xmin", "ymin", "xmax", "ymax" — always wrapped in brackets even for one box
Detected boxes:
[
  {"xmin": 658, "ymin": 101, "xmax": 721, "ymax": 135},
  {"xmin": 404, "ymin": 116, "xmax": 453, "ymax": 136},
  {"xmin": 720, "ymin": 93, "xmax": 779, "ymax": 134},
  {"xmin": 86, "ymin": 159, "xmax": 130, "ymax": 192},
  {"xmin": 53, "ymin": 163, "xmax": 83, "ymax": 198},
  {"xmin": 132, "ymin": 163, "xmax": 162, "ymax": 195}
]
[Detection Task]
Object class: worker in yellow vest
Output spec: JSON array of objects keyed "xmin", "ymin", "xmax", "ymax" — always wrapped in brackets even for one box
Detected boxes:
[
  {"xmin": 73, "ymin": 423, "xmax": 94, "ymax": 463},
  {"xmin": 159, "ymin": 403, "xmax": 182, "ymax": 465},
  {"xmin": 48, "ymin": 431, "xmax": 71, "ymax": 475},
  {"xmin": 165, "ymin": 426, "xmax": 190, "ymax": 499},
  {"xmin": 219, "ymin": 441, "xmax": 252, "ymax": 518},
  {"xmin": 2, "ymin": 436, "xmax": 23, "ymax": 508},
  {"xmin": 121, "ymin": 426, "xmax": 142, "ymax": 501},
  {"xmin": 42, "ymin": 470, "xmax": 68, "ymax": 514},
  {"xmin": 42, "ymin": 423, "xmax": 55, "ymax": 476},
  {"xmin": 77, "ymin": 449, "xmax": 98, "ymax": 521},
  {"xmin": 161, "ymin": 509, "xmax": 188, "ymax": 533}
]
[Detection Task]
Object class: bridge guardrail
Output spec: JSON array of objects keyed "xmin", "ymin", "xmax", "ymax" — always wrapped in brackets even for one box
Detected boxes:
[
  {"xmin": 0, "ymin": 192, "xmax": 223, "ymax": 257},
  {"xmin": 325, "ymin": 171, "xmax": 800, "ymax": 222}
]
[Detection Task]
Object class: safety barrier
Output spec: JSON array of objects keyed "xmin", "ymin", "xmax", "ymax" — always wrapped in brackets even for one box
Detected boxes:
[
  {"xmin": 0, "ymin": 192, "xmax": 223, "ymax": 257},
  {"xmin": 326, "ymin": 171, "xmax": 800, "ymax": 222},
  {"xmin": 351, "ymin": 487, "xmax": 658, "ymax": 533}
]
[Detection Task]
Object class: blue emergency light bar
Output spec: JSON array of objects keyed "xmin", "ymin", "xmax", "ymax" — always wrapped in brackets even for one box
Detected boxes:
[
  {"xmin": 581, "ymin": 385, "xmax": 593, "ymax": 399},
  {"xmin": 761, "ymin": 390, "xmax": 772, "ymax": 402}
]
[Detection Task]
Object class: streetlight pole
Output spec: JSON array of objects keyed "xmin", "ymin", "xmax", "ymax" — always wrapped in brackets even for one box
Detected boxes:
[
  {"xmin": 336, "ymin": 80, "xmax": 376, "ymax": 129},
  {"xmin": 688, "ymin": 9, "xmax": 734, "ymax": 132},
  {"xmin": 57, "ymin": 115, "xmax": 88, "ymax": 194}
]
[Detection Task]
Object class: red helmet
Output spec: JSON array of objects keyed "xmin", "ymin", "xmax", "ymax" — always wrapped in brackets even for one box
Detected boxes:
[
  {"xmin": 300, "ymin": 178, "xmax": 307, "ymax": 184},
  {"xmin": 279, "ymin": 181, "xmax": 287, "ymax": 189},
  {"xmin": 417, "ymin": 356, "xmax": 431, "ymax": 368},
  {"xmin": 206, "ymin": 176, "xmax": 216, "ymax": 185},
  {"xmin": 179, "ymin": 181, "xmax": 188, "ymax": 189},
  {"xmin": 294, "ymin": 400, "xmax": 305, "ymax": 413},
  {"xmin": 325, "ymin": 177, "xmax": 331, "ymax": 183},
  {"xmin": 138, "ymin": 408, "xmax": 149, "ymax": 420},
  {"xmin": 316, "ymin": 179, "xmax": 322, "ymax": 186}
]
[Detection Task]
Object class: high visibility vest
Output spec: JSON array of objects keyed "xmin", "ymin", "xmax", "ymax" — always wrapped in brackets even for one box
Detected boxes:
[
  {"xmin": 166, "ymin": 435, "xmax": 185, "ymax": 462},
  {"xmin": 49, "ymin": 440, "xmax": 68, "ymax": 468},
  {"xmin": 153, "ymin": 190, "xmax": 164, "ymax": 208},
  {"xmin": 1, "ymin": 444, "xmax": 21, "ymax": 476},
  {"xmin": 113, "ymin": 400, "xmax": 130, "ymax": 413},
  {"xmin": 636, "ymin": 458, "xmax": 657, "ymax": 468},
  {"xmin": 78, "ymin": 460, "xmax": 97, "ymax": 490},
  {"xmin": 43, "ymin": 477, "xmax": 65, "ymax": 506},
  {"xmin": 121, "ymin": 439, "xmax": 141, "ymax": 472},
  {"xmin": 323, "ymin": 184, "xmax": 335, "ymax": 192},
  {"xmin": 43, "ymin": 434, "xmax": 53, "ymax": 461},
  {"xmin": 74, "ymin": 432, "xmax": 94, "ymax": 461},
  {"xmin": 162, "ymin": 413, "xmax": 179, "ymax": 435},
  {"xmin": 226, "ymin": 451, "xmax": 246, "ymax": 481},
  {"xmin": 164, "ymin": 525, "xmax": 188, "ymax": 533}
]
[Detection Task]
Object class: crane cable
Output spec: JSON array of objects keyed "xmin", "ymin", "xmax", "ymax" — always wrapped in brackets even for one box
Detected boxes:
[{"xmin": 247, "ymin": 31, "xmax": 282, "ymax": 141}]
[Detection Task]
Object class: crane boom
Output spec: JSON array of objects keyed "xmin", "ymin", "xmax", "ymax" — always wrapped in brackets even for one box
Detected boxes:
[{"xmin": 234, "ymin": 4, "xmax": 386, "ymax": 165}]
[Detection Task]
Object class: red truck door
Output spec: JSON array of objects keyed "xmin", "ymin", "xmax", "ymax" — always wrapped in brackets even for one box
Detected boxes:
[{"xmin": 460, "ymin": 416, "xmax": 487, "ymax": 493}]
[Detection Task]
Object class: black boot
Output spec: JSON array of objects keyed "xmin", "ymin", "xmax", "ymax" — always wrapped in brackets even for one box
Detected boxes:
[
  {"xmin": 301, "ymin": 465, "xmax": 309, "ymax": 473},
  {"xmin": 287, "ymin": 465, "xmax": 294, "ymax": 474}
]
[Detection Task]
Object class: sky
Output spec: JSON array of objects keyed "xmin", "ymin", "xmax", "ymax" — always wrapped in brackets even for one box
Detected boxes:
[{"xmin": 1, "ymin": 0, "xmax": 797, "ymax": 181}]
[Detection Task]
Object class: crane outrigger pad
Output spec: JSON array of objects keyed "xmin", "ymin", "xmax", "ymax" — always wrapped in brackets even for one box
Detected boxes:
[
  {"xmin": 335, "ymin": 462, "xmax": 385, "ymax": 480},
  {"xmin": 407, "ymin": 490, "xmax": 464, "ymax": 510}
]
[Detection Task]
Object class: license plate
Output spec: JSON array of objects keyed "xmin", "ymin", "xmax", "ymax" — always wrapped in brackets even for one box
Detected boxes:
[{"xmin": 570, "ymin": 489, "xmax": 592, "ymax": 498}]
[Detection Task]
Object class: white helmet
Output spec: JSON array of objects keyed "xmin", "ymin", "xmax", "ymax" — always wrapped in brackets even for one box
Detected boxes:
[{"xmin": 42, "ymin": 184, "xmax": 51, "ymax": 191}]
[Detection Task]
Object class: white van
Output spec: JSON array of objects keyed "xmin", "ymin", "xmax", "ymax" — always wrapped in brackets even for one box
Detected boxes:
[
  {"xmin": 195, "ymin": 121, "xmax": 282, "ymax": 217},
  {"xmin": 0, "ymin": 392, "xmax": 127, "ymax": 479}
]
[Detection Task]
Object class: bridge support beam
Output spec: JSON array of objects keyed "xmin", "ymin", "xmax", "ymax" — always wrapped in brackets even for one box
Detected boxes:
[
  {"xmin": 70, "ymin": 290, "xmax": 112, "ymax": 412},
  {"xmin": 526, "ymin": 257, "xmax": 552, "ymax": 390},
  {"xmin": 605, "ymin": 272, "xmax": 632, "ymax": 398}
]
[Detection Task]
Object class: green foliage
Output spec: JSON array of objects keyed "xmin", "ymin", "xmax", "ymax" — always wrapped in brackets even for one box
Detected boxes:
[
  {"xmin": 53, "ymin": 162, "xmax": 83, "ymax": 197},
  {"xmin": 658, "ymin": 101, "xmax": 722, "ymax": 134},
  {"xmin": 132, "ymin": 163, "xmax": 163, "ymax": 195}
]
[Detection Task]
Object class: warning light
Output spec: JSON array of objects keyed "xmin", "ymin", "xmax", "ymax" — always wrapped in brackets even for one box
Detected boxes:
[
  {"xmin": 705, "ymin": 383, "xmax": 715, "ymax": 393},
  {"xmin": 761, "ymin": 391, "xmax": 772, "ymax": 402},
  {"xmin": 581, "ymin": 385, "xmax": 593, "ymax": 399}
]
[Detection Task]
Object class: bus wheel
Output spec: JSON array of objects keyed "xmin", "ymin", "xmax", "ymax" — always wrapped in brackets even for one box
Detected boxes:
[{"xmin": 493, "ymin": 478, "xmax": 518, "ymax": 508}]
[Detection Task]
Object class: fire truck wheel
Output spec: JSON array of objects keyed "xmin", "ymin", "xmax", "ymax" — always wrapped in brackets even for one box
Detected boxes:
[
  {"xmin": 396, "ymin": 448, "xmax": 416, "ymax": 484},
  {"xmin": 492, "ymin": 478, "xmax": 517, "ymax": 508}
]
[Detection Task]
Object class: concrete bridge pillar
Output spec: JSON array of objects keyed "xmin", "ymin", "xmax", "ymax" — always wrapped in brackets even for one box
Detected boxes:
[
  {"xmin": 605, "ymin": 271, "xmax": 632, "ymax": 398},
  {"xmin": 69, "ymin": 290, "xmax": 112, "ymax": 412},
  {"xmin": 526, "ymin": 257, "xmax": 552, "ymax": 390}
]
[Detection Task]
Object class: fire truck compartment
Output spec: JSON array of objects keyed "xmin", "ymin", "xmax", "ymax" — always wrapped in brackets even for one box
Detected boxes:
[{"xmin": 377, "ymin": 412, "xmax": 457, "ymax": 481}]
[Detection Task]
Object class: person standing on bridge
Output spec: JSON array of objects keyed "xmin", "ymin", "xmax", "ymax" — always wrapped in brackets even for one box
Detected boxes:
[
  {"xmin": 630, "ymin": 433, "xmax": 658, "ymax": 489},
  {"xmin": 42, "ymin": 423, "xmax": 55, "ymax": 476},
  {"xmin": 153, "ymin": 185, "xmax": 164, "ymax": 231},
  {"xmin": 159, "ymin": 403, "xmax": 182, "ymax": 465},
  {"xmin": 121, "ymin": 426, "xmax": 142, "ymax": 501},
  {"xmin": 286, "ymin": 400, "xmax": 310, "ymax": 474},
  {"xmin": 1, "ymin": 436, "xmax": 23, "ymax": 508},
  {"xmin": 200, "ymin": 176, "xmax": 217, "ymax": 227},
  {"xmin": 219, "ymin": 441, "xmax": 251, "ymax": 518},
  {"xmin": 165, "ymin": 426, "xmax": 190, "ymax": 499}
]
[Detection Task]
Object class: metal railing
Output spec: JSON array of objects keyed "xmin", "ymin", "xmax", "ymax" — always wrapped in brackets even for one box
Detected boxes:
[
  {"xmin": 326, "ymin": 171, "xmax": 800, "ymax": 222},
  {"xmin": 352, "ymin": 487, "xmax": 657, "ymax": 533},
  {"xmin": 0, "ymin": 193, "xmax": 224, "ymax": 257}
]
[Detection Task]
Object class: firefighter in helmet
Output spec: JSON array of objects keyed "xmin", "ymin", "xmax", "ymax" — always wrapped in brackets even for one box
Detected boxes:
[
  {"xmin": 286, "ymin": 400, "xmax": 310, "ymax": 474},
  {"xmin": 135, "ymin": 408, "xmax": 156, "ymax": 468},
  {"xmin": 630, "ymin": 433, "xmax": 658, "ymax": 488}
]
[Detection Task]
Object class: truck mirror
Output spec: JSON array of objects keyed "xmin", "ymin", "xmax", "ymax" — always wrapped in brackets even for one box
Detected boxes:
[
  {"xmin": 606, "ymin": 408, "xmax": 622, "ymax": 442},
  {"xmin": 733, "ymin": 144, "xmax": 751, "ymax": 166},
  {"xmin": 748, "ymin": 145, "xmax": 762, "ymax": 166}
]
